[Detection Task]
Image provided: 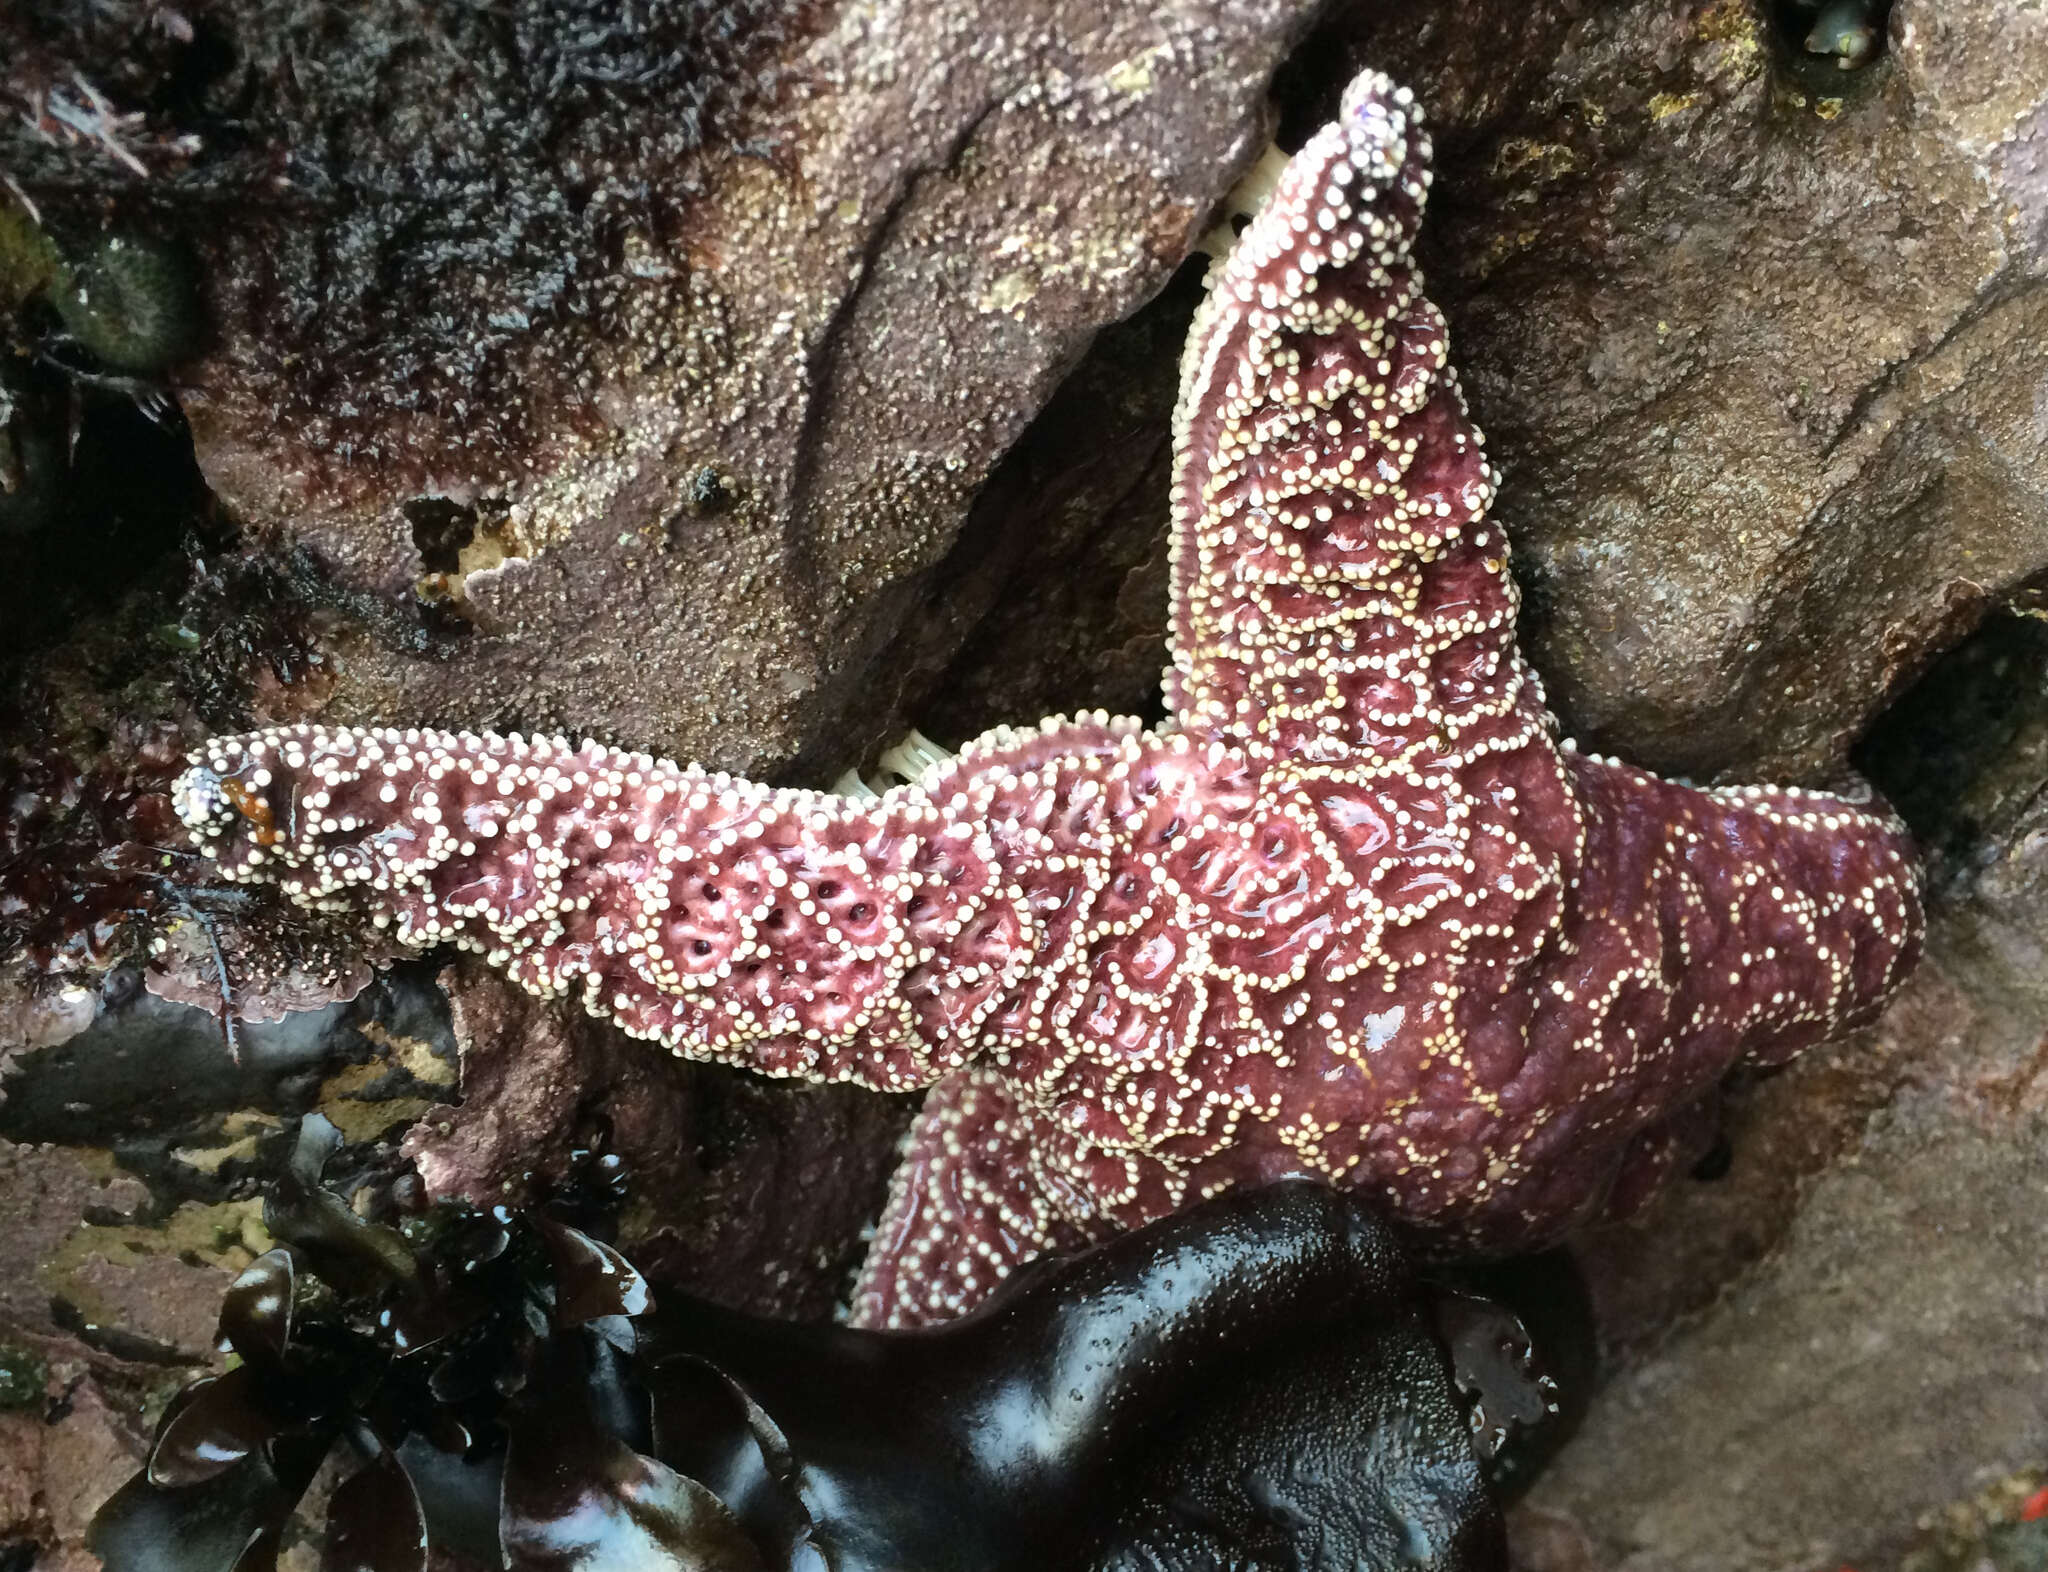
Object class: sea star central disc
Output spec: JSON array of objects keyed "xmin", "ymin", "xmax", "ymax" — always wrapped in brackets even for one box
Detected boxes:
[{"xmin": 175, "ymin": 73, "xmax": 1922, "ymax": 1329}]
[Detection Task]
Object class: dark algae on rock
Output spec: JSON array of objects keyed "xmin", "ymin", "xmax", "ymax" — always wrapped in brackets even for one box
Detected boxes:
[{"xmin": 5, "ymin": 0, "xmax": 813, "ymax": 481}]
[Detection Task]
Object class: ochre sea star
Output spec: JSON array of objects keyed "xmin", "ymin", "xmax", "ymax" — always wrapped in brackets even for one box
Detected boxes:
[{"xmin": 174, "ymin": 72, "xmax": 1923, "ymax": 1329}]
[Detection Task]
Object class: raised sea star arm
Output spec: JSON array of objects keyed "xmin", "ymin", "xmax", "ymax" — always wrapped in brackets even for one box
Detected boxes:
[
  {"xmin": 1165, "ymin": 74, "xmax": 1527, "ymax": 778},
  {"xmin": 1135, "ymin": 71, "xmax": 1921, "ymax": 1251}
]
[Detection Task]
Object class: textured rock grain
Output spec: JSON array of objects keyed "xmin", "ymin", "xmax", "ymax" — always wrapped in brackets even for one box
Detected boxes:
[{"xmin": 7, "ymin": 0, "xmax": 1322, "ymax": 778}]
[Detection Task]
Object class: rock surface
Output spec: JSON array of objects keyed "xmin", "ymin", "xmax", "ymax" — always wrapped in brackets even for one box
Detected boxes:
[{"xmin": 11, "ymin": 0, "xmax": 1320, "ymax": 778}]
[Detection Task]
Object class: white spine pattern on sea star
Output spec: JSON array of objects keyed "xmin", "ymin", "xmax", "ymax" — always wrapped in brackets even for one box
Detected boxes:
[{"xmin": 176, "ymin": 73, "xmax": 1923, "ymax": 1329}]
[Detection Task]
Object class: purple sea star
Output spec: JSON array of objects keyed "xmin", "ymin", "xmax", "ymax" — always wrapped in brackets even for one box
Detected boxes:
[{"xmin": 173, "ymin": 72, "xmax": 1923, "ymax": 1329}]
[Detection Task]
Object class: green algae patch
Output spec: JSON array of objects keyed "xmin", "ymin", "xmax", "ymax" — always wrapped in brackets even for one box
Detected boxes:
[
  {"xmin": 0, "ymin": 1343, "xmax": 48, "ymax": 1409},
  {"xmin": 41, "ymin": 1198, "xmax": 273, "ymax": 1334}
]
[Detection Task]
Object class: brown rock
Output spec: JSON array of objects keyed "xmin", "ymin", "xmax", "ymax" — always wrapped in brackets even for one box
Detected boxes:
[
  {"xmin": 6, "ymin": 0, "xmax": 1321, "ymax": 780},
  {"xmin": 0, "ymin": 1411, "xmax": 40, "ymax": 1540},
  {"xmin": 0, "ymin": 1142, "xmax": 149, "ymax": 1342},
  {"xmin": 39, "ymin": 1384, "xmax": 144, "ymax": 1548},
  {"xmin": 0, "ymin": 1378, "xmax": 151, "ymax": 1568},
  {"xmin": 908, "ymin": 0, "xmax": 2048, "ymax": 793},
  {"xmin": 407, "ymin": 960, "xmax": 913, "ymax": 1318}
]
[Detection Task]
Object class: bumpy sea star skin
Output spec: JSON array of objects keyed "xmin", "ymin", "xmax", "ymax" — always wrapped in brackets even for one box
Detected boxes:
[{"xmin": 174, "ymin": 72, "xmax": 1923, "ymax": 1329}]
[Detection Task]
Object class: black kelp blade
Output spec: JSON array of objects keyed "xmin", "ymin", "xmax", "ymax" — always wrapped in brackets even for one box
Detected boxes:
[
  {"xmin": 532, "ymin": 1216, "xmax": 652, "ymax": 1325},
  {"xmin": 394, "ymin": 1433, "xmax": 505, "ymax": 1566},
  {"xmin": 427, "ymin": 1329, "xmax": 510, "ymax": 1406},
  {"xmin": 501, "ymin": 1405, "xmax": 765, "ymax": 1572},
  {"xmin": 641, "ymin": 1179, "xmax": 1516, "ymax": 1572},
  {"xmin": 1435, "ymin": 1249, "xmax": 1594, "ymax": 1498},
  {"xmin": 90, "ymin": 1468, "xmax": 271, "ymax": 1572},
  {"xmin": 217, "ymin": 1249, "xmax": 295, "ymax": 1369},
  {"xmin": 583, "ymin": 1330, "xmax": 654, "ymax": 1456},
  {"xmin": 267, "ymin": 1114, "xmax": 416, "ymax": 1296},
  {"xmin": 92, "ymin": 1436, "xmax": 329, "ymax": 1572},
  {"xmin": 324, "ymin": 1446, "xmax": 429, "ymax": 1572},
  {"xmin": 90, "ymin": 1147, "xmax": 1551, "ymax": 1572},
  {"xmin": 1089, "ymin": 1321, "xmax": 1506, "ymax": 1572},
  {"xmin": 148, "ymin": 1366, "xmax": 279, "ymax": 1488},
  {"xmin": 646, "ymin": 1355, "xmax": 809, "ymax": 1562}
]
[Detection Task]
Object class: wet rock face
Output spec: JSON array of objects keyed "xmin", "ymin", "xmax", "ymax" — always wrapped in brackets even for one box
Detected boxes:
[
  {"xmin": 6, "ymin": 0, "xmax": 1321, "ymax": 778},
  {"xmin": 13, "ymin": 0, "xmax": 2040, "ymax": 791}
]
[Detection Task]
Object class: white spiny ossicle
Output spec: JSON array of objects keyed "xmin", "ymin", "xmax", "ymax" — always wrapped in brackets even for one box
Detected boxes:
[{"xmin": 176, "ymin": 72, "xmax": 1923, "ymax": 1330}]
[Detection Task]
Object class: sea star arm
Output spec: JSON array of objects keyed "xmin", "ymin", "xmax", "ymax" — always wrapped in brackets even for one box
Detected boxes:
[
  {"xmin": 849, "ymin": 1067, "xmax": 1096, "ymax": 1327},
  {"xmin": 1381, "ymin": 752, "xmax": 1923, "ymax": 1249},
  {"xmin": 172, "ymin": 711, "xmax": 1310, "ymax": 1326},
  {"xmin": 170, "ymin": 721, "xmax": 1088, "ymax": 1092},
  {"xmin": 1164, "ymin": 74, "xmax": 1523, "ymax": 774},
  {"xmin": 174, "ymin": 715, "xmax": 1248, "ymax": 1098},
  {"xmin": 851, "ymin": 1066, "xmax": 1233, "ymax": 1329}
]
